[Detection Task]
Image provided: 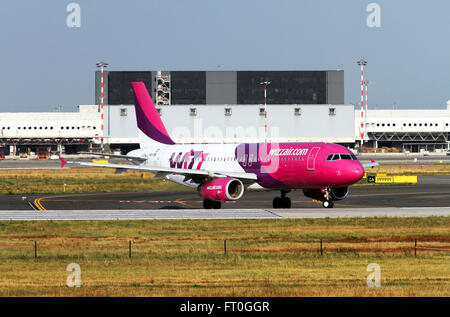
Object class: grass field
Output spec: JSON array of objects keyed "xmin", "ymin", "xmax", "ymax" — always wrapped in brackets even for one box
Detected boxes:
[
  {"xmin": 368, "ymin": 164, "xmax": 450, "ymax": 176},
  {"xmin": 0, "ymin": 168, "xmax": 186, "ymax": 195},
  {"xmin": 0, "ymin": 217, "xmax": 448, "ymax": 297}
]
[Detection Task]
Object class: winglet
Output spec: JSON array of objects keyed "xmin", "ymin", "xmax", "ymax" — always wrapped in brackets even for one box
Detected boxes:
[
  {"xmin": 370, "ymin": 158, "xmax": 376, "ymax": 163},
  {"xmin": 59, "ymin": 156, "xmax": 67, "ymax": 168}
]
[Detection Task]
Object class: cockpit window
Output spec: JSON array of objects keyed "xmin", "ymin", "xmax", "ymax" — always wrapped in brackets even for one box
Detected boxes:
[
  {"xmin": 340, "ymin": 154, "xmax": 352, "ymax": 160},
  {"xmin": 327, "ymin": 153, "xmax": 357, "ymax": 161}
]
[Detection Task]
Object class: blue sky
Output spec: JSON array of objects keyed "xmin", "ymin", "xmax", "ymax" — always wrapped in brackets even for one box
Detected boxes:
[{"xmin": 0, "ymin": 0, "xmax": 449, "ymax": 111}]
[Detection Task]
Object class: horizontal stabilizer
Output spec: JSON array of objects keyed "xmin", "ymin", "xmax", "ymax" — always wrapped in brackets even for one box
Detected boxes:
[{"xmin": 59, "ymin": 156, "xmax": 67, "ymax": 168}]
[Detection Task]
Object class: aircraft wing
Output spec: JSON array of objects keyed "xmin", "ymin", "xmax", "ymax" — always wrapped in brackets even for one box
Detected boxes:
[
  {"xmin": 77, "ymin": 151, "xmax": 147, "ymax": 162},
  {"xmin": 61, "ymin": 158, "xmax": 258, "ymax": 184}
]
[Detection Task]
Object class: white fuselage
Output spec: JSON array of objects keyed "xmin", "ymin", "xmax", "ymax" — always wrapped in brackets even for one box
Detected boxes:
[{"xmin": 128, "ymin": 144, "xmax": 245, "ymax": 173}]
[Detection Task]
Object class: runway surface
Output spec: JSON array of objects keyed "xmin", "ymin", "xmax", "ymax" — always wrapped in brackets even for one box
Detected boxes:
[{"xmin": 0, "ymin": 176, "xmax": 449, "ymax": 219}]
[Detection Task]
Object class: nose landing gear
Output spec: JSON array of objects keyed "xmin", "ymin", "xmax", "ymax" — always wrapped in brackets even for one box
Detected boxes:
[{"xmin": 322, "ymin": 187, "xmax": 334, "ymax": 208}]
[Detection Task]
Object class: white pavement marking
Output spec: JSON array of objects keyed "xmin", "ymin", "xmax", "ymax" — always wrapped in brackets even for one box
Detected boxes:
[
  {"xmin": 272, "ymin": 207, "xmax": 450, "ymax": 218},
  {"xmin": 0, "ymin": 209, "xmax": 279, "ymax": 220},
  {"xmin": 0, "ymin": 207, "xmax": 448, "ymax": 220}
]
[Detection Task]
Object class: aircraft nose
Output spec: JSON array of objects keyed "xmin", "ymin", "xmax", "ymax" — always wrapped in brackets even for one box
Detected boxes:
[{"xmin": 353, "ymin": 165, "xmax": 364, "ymax": 181}]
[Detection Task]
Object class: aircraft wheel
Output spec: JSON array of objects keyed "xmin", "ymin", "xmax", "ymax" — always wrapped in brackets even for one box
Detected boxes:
[
  {"xmin": 282, "ymin": 197, "xmax": 291, "ymax": 208},
  {"xmin": 203, "ymin": 199, "xmax": 213, "ymax": 209},
  {"xmin": 212, "ymin": 201, "xmax": 222, "ymax": 209},
  {"xmin": 273, "ymin": 197, "xmax": 282, "ymax": 208},
  {"xmin": 273, "ymin": 197, "xmax": 291, "ymax": 208},
  {"xmin": 323, "ymin": 200, "xmax": 334, "ymax": 208}
]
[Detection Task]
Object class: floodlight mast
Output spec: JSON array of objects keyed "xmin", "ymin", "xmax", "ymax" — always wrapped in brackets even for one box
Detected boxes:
[
  {"xmin": 363, "ymin": 79, "xmax": 369, "ymax": 143},
  {"xmin": 96, "ymin": 61, "xmax": 108, "ymax": 149},
  {"xmin": 357, "ymin": 59, "xmax": 367, "ymax": 148},
  {"xmin": 260, "ymin": 81, "xmax": 271, "ymax": 143}
]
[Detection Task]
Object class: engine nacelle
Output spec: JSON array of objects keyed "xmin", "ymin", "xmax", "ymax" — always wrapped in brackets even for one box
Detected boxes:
[
  {"xmin": 330, "ymin": 186, "xmax": 349, "ymax": 201},
  {"xmin": 303, "ymin": 186, "xmax": 349, "ymax": 201},
  {"xmin": 200, "ymin": 178, "xmax": 244, "ymax": 201}
]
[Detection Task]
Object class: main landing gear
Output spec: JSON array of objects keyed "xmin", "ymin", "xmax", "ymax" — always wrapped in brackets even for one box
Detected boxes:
[
  {"xmin": 272, "ymin": 190, "xmax": 291, "ymax": 209},
  {"xmin": 203, "ymin": 199, "xmax": 222, "ymax": 209}
]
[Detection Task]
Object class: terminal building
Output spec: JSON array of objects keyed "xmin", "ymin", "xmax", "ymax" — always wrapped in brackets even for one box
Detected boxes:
[
  {"xmin": 0, "ymin": 69, "xmax": 448, "ymax": 157},
  {"xmin": 358, "ymin": 103, "xmax": 450, "ymax": 152},
  {"xmin": 0, "ymin": 105, "xmax": 101, "ymax": 156},
  {"xmin": 100, "ymin": 70, "xmax": 353, "ymax": 147}
]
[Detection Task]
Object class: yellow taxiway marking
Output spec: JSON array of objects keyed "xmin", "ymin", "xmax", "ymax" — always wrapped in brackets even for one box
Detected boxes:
[
  {"xmin": 174, "ymin": 197, "xmax": 192, "ymax": 207},
  {"xmin": 33, "ymin": 193, "xmax": 198, "ymax": 210},
  {"xmin": 33, "ymin": 197, "xmax": 45, "ymax": 211},
  {"xmin": 33, "ymin": 193, "xmax": 120, "ymax": 211},
  {"xmin": 34, "ymin": 194, "xmax": 79, "ymax": 211}
]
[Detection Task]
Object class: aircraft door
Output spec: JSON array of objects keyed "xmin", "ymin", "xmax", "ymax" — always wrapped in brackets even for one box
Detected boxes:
[{"xmin": 307, "ymin": 147, "xmax": 320, "ymax": 171}]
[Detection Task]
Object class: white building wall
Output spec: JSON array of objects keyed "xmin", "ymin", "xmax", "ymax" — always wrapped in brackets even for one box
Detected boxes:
[
  {"xmin": 0, "ymin": 106, "xmax": 102, "ymax": 139},
  {"xmin": 2, "ymin": 104, "xmax": 449, "ymax": 148},
  {"xmin": 355, "ymin": 109, "xmax": 450, "ymax": 138},
  {"xmin": 104, "ymin": 104, "xmax": 356, "ymax": 144}
]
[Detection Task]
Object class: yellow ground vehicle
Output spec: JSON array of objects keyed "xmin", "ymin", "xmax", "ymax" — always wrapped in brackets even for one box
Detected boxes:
[{"xmin": 37, "ymin": 152, "xmax": 49, "ymax": 160}]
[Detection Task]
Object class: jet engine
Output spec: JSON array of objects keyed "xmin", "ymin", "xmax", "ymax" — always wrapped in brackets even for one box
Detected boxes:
[
  {"xmin": 330, "ymin": 186, "xmax": 350, "ymax": 201},
  {"xmin": 199, "ymin": 178, "xmax": 244, "ymax": 201}
]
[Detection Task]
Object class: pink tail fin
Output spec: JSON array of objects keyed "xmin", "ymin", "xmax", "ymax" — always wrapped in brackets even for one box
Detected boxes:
[{"xmin": 132, "ymin": 82, "xmax": 175, "ymax": 146}]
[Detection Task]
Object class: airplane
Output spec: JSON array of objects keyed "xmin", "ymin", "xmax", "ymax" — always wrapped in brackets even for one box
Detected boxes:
[{"xmin": 61, "ymin": 82, "xmax": 378, "ymax": 209}]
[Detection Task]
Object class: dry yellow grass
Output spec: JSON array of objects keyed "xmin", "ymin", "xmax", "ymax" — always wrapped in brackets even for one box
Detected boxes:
[
  {"xmin": 368, "ymin": 164, "xmax": 450, "ymax": 175},
  {"xmin": 0, "ymin": 168, "xmax": 186, "ymax": 194},
  {"xmin": 0, "ymin": 218, "xmax": 448, "ymax": 297}
]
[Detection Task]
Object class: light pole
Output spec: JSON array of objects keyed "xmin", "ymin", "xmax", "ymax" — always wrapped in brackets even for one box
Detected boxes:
[
  {"xmin": 260, "ymin": 81, "xmax": 271, "ymax": 143},
  {"xmin": 357, "ymin": 58, "xmax": 367, "ymax": 148},
  {"xmin": 363, "ymin": 79, "xmax": 369, "ymax": 143},
  {"xmin": 96, "ymin": 61, "xmax": 108, "ymax": 150}
]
